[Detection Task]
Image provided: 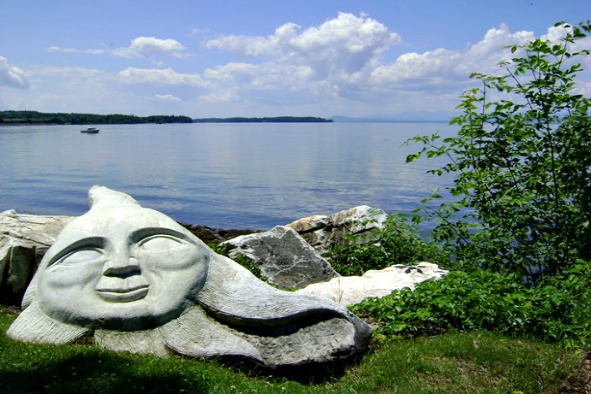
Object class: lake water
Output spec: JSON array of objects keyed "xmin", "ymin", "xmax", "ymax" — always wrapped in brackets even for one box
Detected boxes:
[{"xmin": 0, "ymin": 122, "xmax": 455, "ymax": 229}]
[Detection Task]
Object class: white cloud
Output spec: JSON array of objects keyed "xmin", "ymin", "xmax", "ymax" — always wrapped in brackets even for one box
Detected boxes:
[
  {"xmin": 0, "ymin": 56, "xmax": 29, "ymax": 88},
  {"xmin": 155, "ymin": 94, "xmax": 181, "ymax": 102},
  {"xmin": 46, "ymin": 46, "xmax": 80, "ymax": 53},
  {"xmin": 205, "ymin": 22, "xmax": 299, "ymax": 57},
  {"xmin": 193, "ymin": 12, "xmax": 409, "ymax": 107},
  {"xmin": 118, "ymin": 67, "xmax": 208, "ymax": 87},
  {"xmin": 466, "ymin": 24, "xmax": 533, "ymax": 59},
  {"xmin": 371, "ymin": 49, "xmax": 463, "ymax": 86},
  {"xmin": 194, "ymin": 19, "xmax": 591, "ymax": 116},
  {"xmin": 542, "ymin": 23, "xmax": 583, "ymax": 45},
  {"xmin": 46, "ymin": 36, "xmax": 188, "ymax": 59},
  {"xmin": 0, "ymin": 65, "xmax": 134, "ymax": 114},
  {"xmin": 187, "ymin": 27, "xmax": 210, "ymax": 37},
  {"xmin": 369, "ymin": 24, "xmax": 537, "ymax": 90},
  {"xmin": 116, "ymin": 37, "xmax": 187, "ymax": 58},
  {"xmin": 206, "ymin": 13, "xmax": 400, "ymax": 78},
  {"xmin": 200, "ymin": 62, "xmax": 325, "ymax": 105},
  {"xmin": 205, "ymin": 15, "xmax": 534, "ymax": 106},
  {"xmin": 543, "ymin": 23, "xmax": 591, "ymax": 66},
  {"xmin": 198, "ymin": 90, "xmax": 239, "ymax": 104}
]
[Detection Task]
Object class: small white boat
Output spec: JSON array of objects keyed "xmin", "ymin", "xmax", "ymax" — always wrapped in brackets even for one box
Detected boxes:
[{"xmin": 81, "ymin": 127, "xmax": 99, "ymax": 134}]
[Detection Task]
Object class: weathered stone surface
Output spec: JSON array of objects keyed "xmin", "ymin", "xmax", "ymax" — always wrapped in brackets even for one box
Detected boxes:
[
  {"xmin": 0, "ymin": 210, "xmax": 72, "ymax": 305},
  {"xmin": 222, "ymin": 225, "xmax": 339, "ymax": 289},
  {"xmin": 296, "ymin": 262, "xmax": 448, "ymax": 306},
  {"xmin": 287, "ymin": 214, "xmax": 329, "ymax": 234},
  {"xmin": 287, "ymin": 205, "xmax": 387, "ymax": 255},
  {"xmin": 7, "ymin": 187, "xmax": 371, "ymax": 369}
]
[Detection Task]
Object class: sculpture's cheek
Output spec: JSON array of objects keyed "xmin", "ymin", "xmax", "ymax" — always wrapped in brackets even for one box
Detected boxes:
[
  {"xmin": 37, "ymin": 265, "xmax": 106, "ymax": 325},
  {"xmin": 142, "ymin": 263, "xmax": 207, "ymax": 303},
  {"xmin": 41, "ymin": 260, "xmax": 104, "ymax": 289}
]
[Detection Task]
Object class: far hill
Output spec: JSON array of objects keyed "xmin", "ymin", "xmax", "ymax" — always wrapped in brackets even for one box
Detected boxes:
[{"xmin": 192, "ymin": 116, "xmax": 333, "ymax": 123}]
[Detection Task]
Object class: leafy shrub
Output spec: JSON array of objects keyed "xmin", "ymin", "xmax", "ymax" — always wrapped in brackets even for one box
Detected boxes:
[
  {"xmin": 351, "ymin": 259, "xmax": 591, "ymax": 349},
  {"xmin": 327, "ymin": 213, "xmax": 445, "ymax": 276},
  {"xmin": 406, "ymin": 21, "xmax": 591, "ymax": 283}
]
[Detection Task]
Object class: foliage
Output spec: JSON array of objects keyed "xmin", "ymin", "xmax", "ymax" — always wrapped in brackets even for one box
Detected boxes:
[
  {"xmin": 327, "ymin": 213, "xmax": 445, "ymax": 276},
  {"xmin": 0, "ymin": 110, "xmax": 193, "ymax": 125},
  {"xmin": 1, "ymin": 306, "xmax": 588, "ymax": 393},
  {"xmin": 406, "ymin": 21, "xmax": 591, "ymax": 283},
  {"xmin": 351, "ymin": 259, "xmax": 591, "ymax": 349},
  {"xmin": 209, "ymin": 243, "xmax": 266, "ymax": 281}
]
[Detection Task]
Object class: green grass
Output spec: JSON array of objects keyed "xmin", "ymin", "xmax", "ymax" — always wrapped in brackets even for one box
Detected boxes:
[{"xmin": 1, "ymin": 306, "xmax": 588, "ymax": 393}]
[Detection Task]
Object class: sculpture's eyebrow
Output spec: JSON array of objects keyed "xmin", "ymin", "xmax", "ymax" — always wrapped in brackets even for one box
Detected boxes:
[
  {"xmin": 47, "ymin": 237, "xmax": 106, "ymax": 267},
  {"xmin": 130, "ymin": 227, "xmax": 190, "ymax": 243}
]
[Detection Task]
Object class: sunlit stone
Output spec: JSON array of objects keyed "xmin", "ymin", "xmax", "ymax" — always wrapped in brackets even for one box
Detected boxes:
[{"xmin": 7, "ymin": 186, "xmax": 371, "ymax": 368}]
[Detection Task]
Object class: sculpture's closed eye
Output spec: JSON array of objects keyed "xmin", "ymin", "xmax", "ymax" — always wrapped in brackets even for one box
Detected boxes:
[
  {"xmin": 57, "ymin": 248, "xmax": 104, "ymax": 266},
  {"xmin": 138, "ymin": 235, "xmax": 186, "ymax": 251}
]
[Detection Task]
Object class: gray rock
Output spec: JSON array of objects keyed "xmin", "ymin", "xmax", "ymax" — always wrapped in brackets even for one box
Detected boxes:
[
  {"xmin": 222, "ymin": 226, "xmax": 339, "ymax": 289},
  {"xmin": 296, "ymin": 262, "xmax": 448, "ymax": 306},
  {"xmin": 7, "ymin": 186, "xmax": 371, "ymax": 369},
  {"xmin": 0, "ymin": 210, "xmax": 72, "ymax": 304},
  {"xmin": 287, "ymin": 205, "xmax": 387, "ymax": 255}
]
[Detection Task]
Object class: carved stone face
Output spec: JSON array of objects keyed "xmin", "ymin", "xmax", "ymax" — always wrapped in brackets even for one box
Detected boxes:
[
  {"xmin": 36, "ymin": 204, "xmax": 209, "ymax": 329},
  {"xmin": 7, "ymin": 186, "xmax": 371, "ymax": 368}
]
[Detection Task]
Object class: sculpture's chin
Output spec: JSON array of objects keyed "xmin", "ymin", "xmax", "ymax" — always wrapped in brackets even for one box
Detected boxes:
[{"xmin": 96, "ymin": 286, "xmax": 149, "ymax": 302}]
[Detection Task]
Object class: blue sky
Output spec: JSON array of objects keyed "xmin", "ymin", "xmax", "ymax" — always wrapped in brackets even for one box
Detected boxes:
[{"xmin": 1, "ymin": 1, "xmax": 589, "ymax": 119}]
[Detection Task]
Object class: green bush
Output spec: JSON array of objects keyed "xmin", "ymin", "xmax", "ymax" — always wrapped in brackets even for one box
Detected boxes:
[
  {"xmin": 327, "ymin": 213, "xmax": 445, "ymax": 276},
  {"xmin": 351, "ymin": 259, "xmax": 591, "ymax": 349},
  {"xmin": 406, "ymin": 21, "xmax": 591, "ymax": 283}
]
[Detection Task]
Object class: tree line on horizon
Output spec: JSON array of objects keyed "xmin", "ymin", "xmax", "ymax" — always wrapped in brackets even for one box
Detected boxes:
[
  {"xmin": 0, "ymin": 111, "xmax": 333, "ymax": 125},
  {"xmin": 0, "ymin": 111, "xmax": 193, "ymax": 125},
  {"xmin": 192, "ymin": 116, "xmax": 333, "ymax": 123}
]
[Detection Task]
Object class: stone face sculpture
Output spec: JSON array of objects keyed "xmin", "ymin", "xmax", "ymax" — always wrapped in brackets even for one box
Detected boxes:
[{"xmin": 6, "ymin": 186, "xmax": 371, "ymax": 368}]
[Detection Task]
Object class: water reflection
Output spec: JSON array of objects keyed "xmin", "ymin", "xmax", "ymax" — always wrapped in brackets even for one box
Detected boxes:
[{"xmin": 0, "ymin": 123, "xmax": 455, "ymax": 228}]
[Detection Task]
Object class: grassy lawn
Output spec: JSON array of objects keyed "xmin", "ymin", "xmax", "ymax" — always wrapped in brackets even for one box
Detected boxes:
[{"xmin": 1, "ymin": 306, "xmax": 588, "ymax": 393}]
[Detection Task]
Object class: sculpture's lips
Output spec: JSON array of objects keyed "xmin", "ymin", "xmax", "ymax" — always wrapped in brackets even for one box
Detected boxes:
[{"xmin": 96, "ymin": 286, "xmax": 149, "ymax": 302}]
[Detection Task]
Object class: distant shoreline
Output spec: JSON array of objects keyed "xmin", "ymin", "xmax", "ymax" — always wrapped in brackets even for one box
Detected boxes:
[
  {"xmin": 0, "ymin": 111, "xmax": 334, "ymax": 125},
  {"xmin": 0, "ymin": 110, "xmax": 450, "ymax": 125},
  {"xmin": 0, "ymin": 111, "xmax": 192, "ymax": 126},
  {"xmin": 192, "ymin": 116, "xmax": 333, "ymax": 123}
]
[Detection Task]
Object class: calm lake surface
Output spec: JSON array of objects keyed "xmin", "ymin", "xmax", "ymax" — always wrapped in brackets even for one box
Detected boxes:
[{"xmin": 0, "ymin": 122, "xmax": 455, "ymax": 229}]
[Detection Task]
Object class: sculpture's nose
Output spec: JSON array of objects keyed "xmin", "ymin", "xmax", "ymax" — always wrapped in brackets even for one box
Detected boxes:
[{"xmin": 102, "ymin": 255, "xmax": 141, "ymax": 278}]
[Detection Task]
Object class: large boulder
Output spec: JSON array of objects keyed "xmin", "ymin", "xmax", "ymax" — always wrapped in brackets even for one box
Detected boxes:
[
  {"xmin": 296, "ymin": 262, "xmax": 448, "ymax": 306},
  {"xmin": 222, "ymin": 225, "xmax": 339, "ymax": 289},
  {"xmin": 7, "ymin": 187, "xmax": 371, "ymax": 369},
  {"xmin": 287, "ymin": 205, "xmax": 387, "ymax": 255},
  {"xmin": 0, "ymin": 210, "xmax": 72, "ymax": 305}
]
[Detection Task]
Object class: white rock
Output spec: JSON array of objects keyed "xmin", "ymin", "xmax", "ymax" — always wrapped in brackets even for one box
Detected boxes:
[{"xmin": 296, "ymin": 262, "xmax": 448, "ymax": 306}]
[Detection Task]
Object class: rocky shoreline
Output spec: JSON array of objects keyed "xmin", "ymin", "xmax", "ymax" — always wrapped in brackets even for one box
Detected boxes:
[{"xmin": 179, "ymin": 223, "xmax": 260, "ymax": 244}]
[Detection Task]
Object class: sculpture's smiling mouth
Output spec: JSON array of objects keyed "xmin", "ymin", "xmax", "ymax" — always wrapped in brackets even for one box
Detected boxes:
[
  {"xmin": 95, "ymin": 275, "xmax": 150, "ymax": 302},
  {"xmin": 95, "ymin": 285, "xmax": 149, "ymax": 302}
]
